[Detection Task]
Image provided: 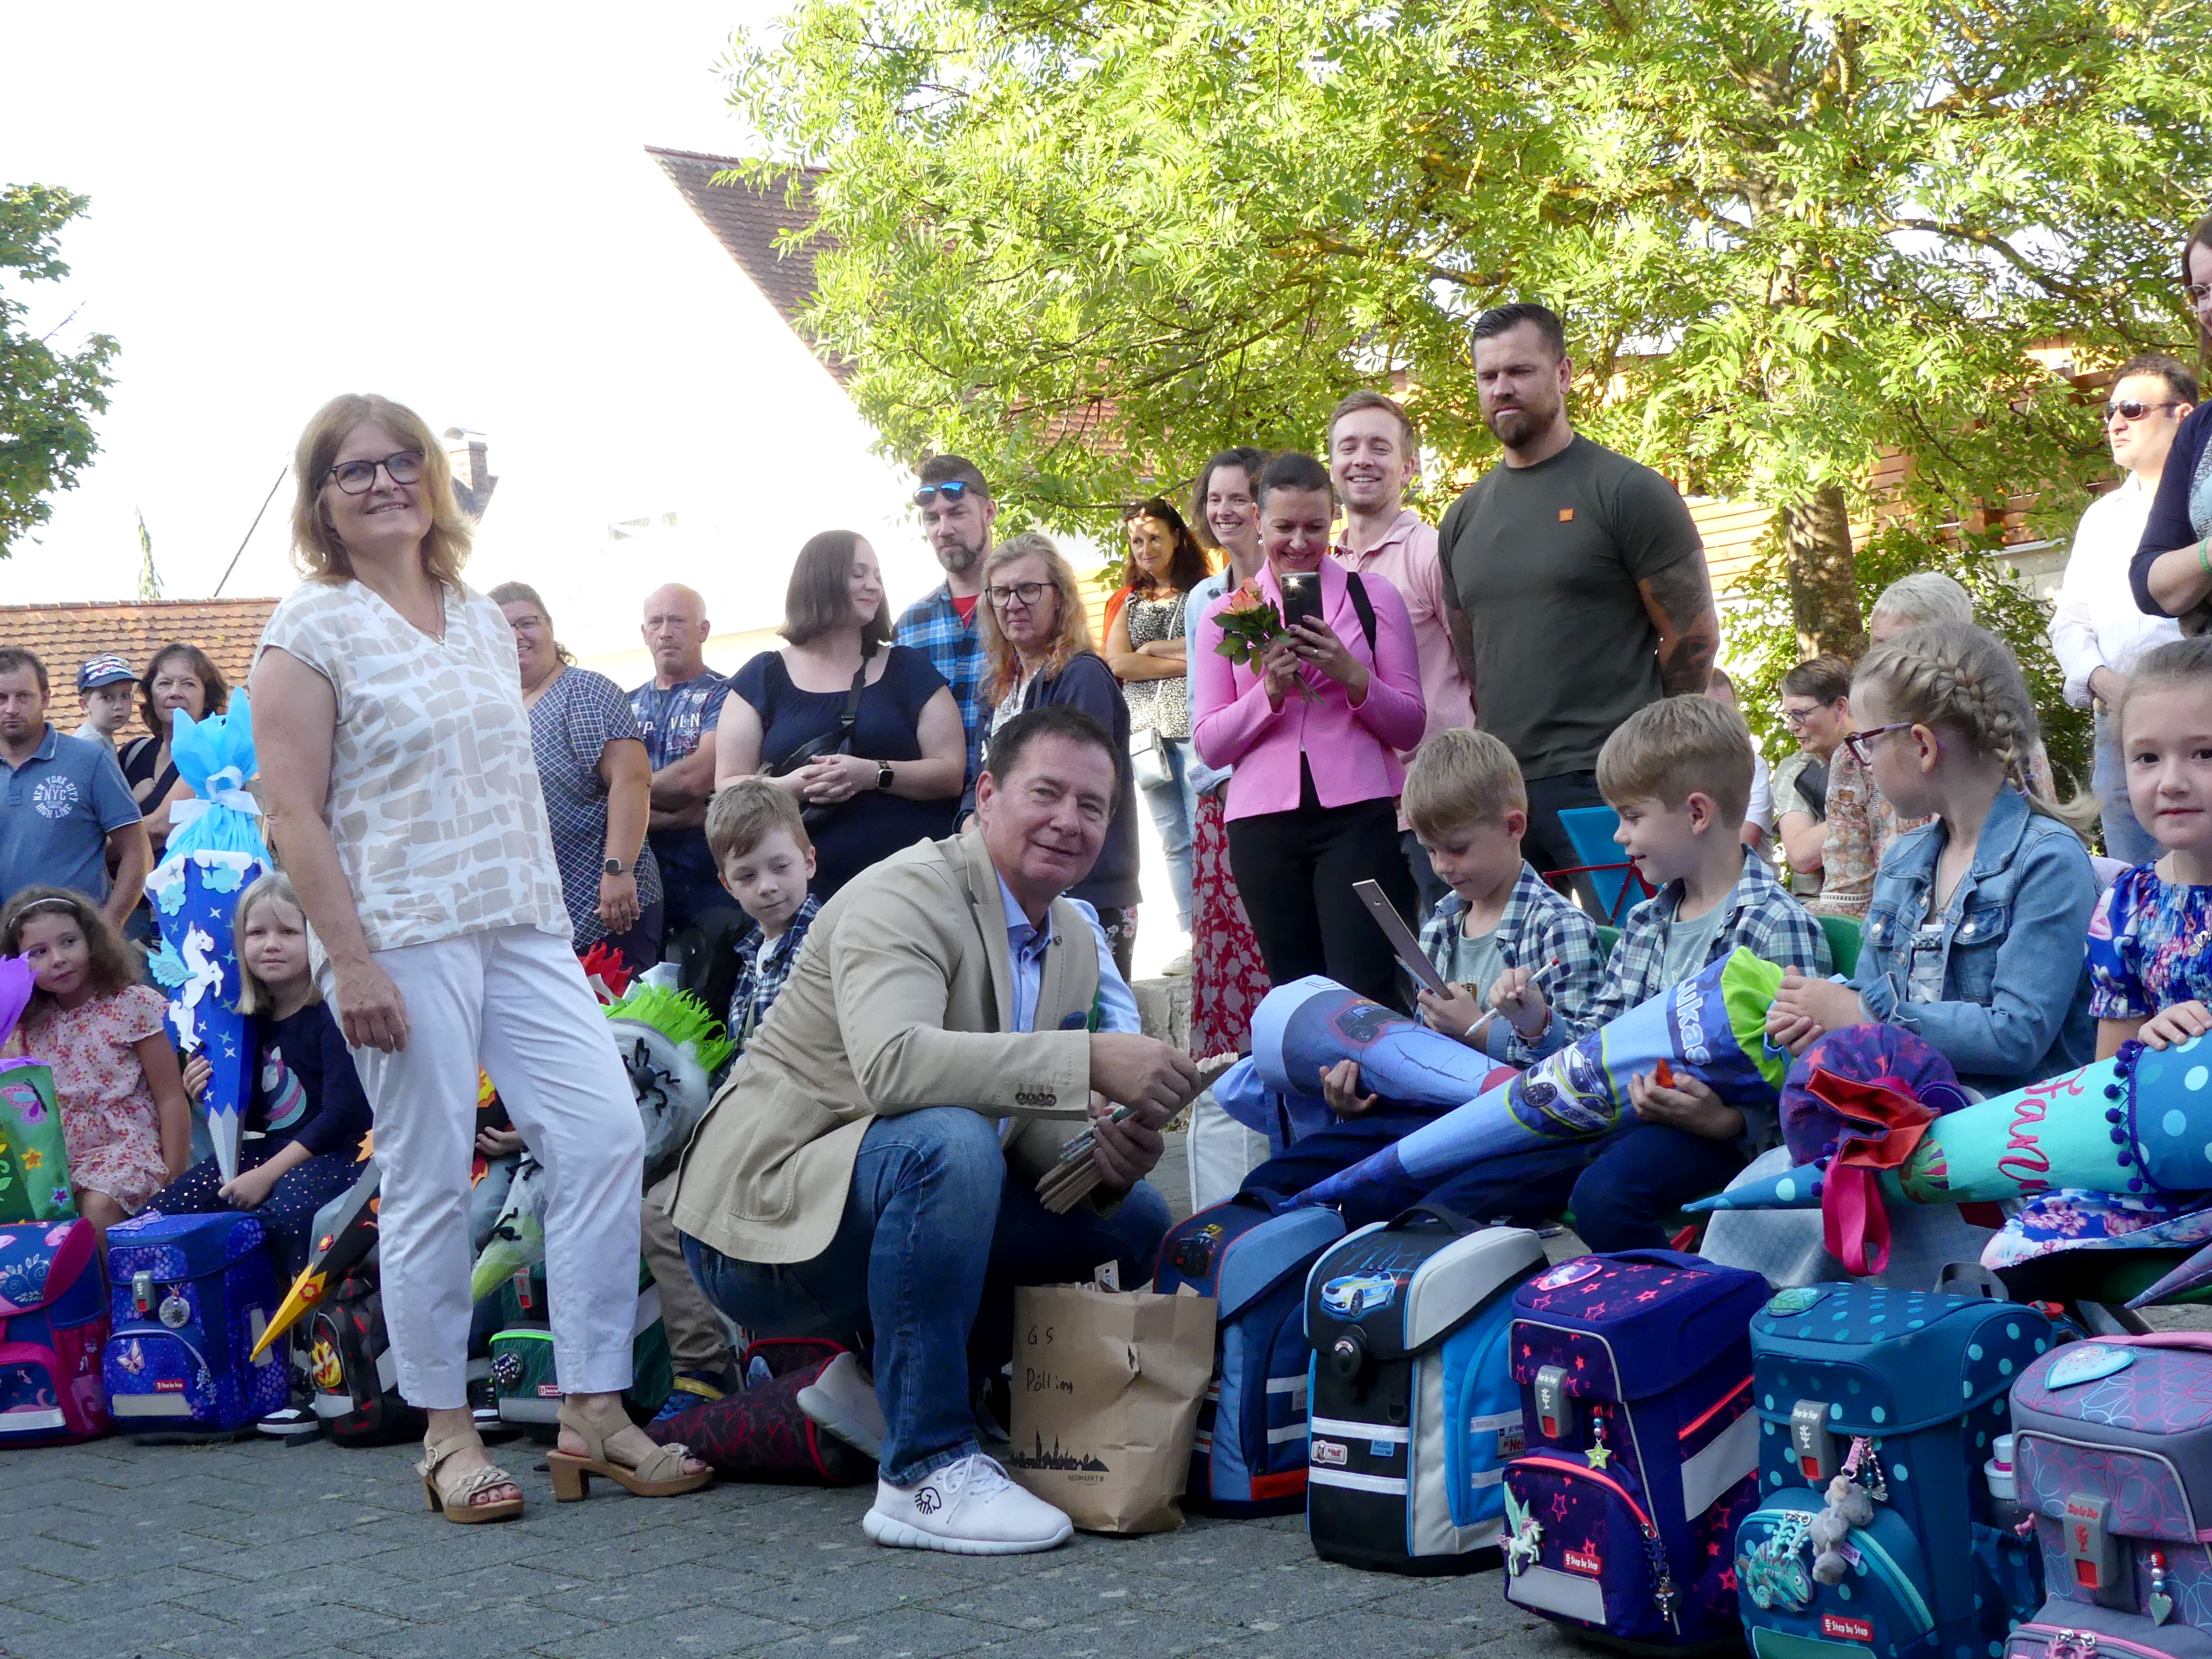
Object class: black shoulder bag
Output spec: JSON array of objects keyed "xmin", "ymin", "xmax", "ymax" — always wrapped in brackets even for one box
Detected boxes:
[{"xmin": 762, "ymin": 645, "xmax": 875, "ymax": 830}]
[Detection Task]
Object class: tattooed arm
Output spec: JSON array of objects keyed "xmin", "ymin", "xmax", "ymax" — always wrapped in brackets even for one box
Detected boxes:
[
  {"xmin": 1443, "ymin": 593, "xmax": 1480, "ymax": 716},
  {"xmin": 1636, "ymin": 554, "xmax": 1720, "ymax": 696}
]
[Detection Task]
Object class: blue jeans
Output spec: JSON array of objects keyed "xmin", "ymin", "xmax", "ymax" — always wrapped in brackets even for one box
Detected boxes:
[
  {"xmin": 682, "ymin": 1107, "xmax": 1171, "ymax": 1484},
  {"xmin": 2094, "ymin": 707, "xmax": 2158, "ymax": 867},
  {"xmin": 1421, "ymin": 1122, "xmax": 1746, "ymax": 1252},
  {"xmin": 1134, "ymin": 734, "xmax": 1197, "ymax": 931},
  {"xmin": 1241, "ymin": 1108, "xmax": 1437, "ymax": 1227}
]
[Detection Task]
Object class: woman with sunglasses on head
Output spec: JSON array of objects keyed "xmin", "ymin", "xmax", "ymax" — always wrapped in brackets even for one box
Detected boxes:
[
  {"xmin": 2133, "ymin": 214, "xmax": 2212, "ymax": 634},
  {"xmin": 714, "ymin": 530, "xmax": 964, "ymax": 899},
  {"xmin": 975, "ymin": 532, "xmax": 1145, "ymax": 977},
  {"xmin": 252, "ymin": 395, "xmax": 708, "ymax": 1525}
]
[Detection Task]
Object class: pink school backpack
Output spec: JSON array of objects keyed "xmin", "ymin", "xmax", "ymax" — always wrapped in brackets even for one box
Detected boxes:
[{"xmin": 0, "ymin": 1218, "xmax": 111, "ymax": 1444}]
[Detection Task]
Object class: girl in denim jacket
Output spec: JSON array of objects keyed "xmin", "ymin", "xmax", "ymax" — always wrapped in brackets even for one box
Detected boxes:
[{"xmin": 1766, "ymin": 621, "xmax": 2099, "ymax": 1097}]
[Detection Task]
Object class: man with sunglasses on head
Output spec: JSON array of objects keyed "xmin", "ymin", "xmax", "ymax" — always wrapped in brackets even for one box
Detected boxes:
[
  {"xmin": 895, "ymin": 457, "xmax": 997, "ymax": 803},
  {"xmin": 2049, "ymin": 352, "xmax": 2197, "ymax": 865}
]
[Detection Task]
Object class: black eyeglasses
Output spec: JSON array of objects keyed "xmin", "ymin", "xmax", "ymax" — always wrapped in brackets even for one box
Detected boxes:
[
  {"xmin": 326, "ymin": 451, "xmax": 425, "ymax": 494},
  {"xmin": 1842, "ymin": 721, "xmax": 1915, "ymax": 766},
  {"xmin": 987, "ymin": 581, "xmax": 1049, "ymax": 609},
  {"xmin": 2105, "ymin": 399, "xmax": 2182, "ymax": 424},
  {"xmin": 914, "ymin": 481, "xmax": 976, "ymax": 507}
]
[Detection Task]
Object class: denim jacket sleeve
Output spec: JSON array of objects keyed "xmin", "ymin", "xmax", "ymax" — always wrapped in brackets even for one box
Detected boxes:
[{"xmin": 1854, "ymin": 824, "xmax": 2095, "ymax": 1079}]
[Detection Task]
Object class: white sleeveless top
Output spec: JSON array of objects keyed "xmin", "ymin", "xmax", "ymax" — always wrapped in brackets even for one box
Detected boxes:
[{"xmin": 256, "ymin": 577, "xmax": 571, "ymax": 953}]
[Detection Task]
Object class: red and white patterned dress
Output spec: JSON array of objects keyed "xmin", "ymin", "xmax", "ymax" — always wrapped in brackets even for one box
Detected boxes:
[
  {"xmin": 14, "ymin": 984, "xmax": 170, "ymax": 1211},
  {"xmin": 1190, "ymin": 790, "xmax": 1271, "ymax": 1056}
]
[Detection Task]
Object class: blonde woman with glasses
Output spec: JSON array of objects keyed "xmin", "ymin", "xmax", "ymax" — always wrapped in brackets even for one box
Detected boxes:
[{"xmin": 253, "ymin": 394, "xmax": 708, "ymax": 1524}]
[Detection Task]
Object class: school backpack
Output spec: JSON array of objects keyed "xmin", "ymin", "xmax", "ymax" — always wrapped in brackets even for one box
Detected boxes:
[
  {"xmin": 1498, "ymin": 1250, "xmax": 1770, "ymax": 1648},
  {"xmin": 2005, "ymin": 1332, "xmax": 2212, "ymax": 1659},
  {"xmin": 102, "ymin": 1211, "xmax": 287, "ymax": 1433},
  {"xmin": 0, "ymin": 1218, "xmax": 110, "ymax": 1444},
  {"xmin": 488, "ymin": 1260, "xmax": 674, "ymax": 1432},
  {"xmin": 1153, "ymin": 1192, "xmax": 1346, "ymax": 1516},
  {"xmin": 1735, "ymin": 1284, "xmax": 2053, "ymax": 1659},
  {"xmin": 647, "ymin": 1336, "xmax": 872, "ymax": 1485},
  {"xmin": 303, "ymin": 1261, "xmax": 425, "ymax": 1448},
  {"xmin": 1304, "ymin": 1207, "xmax": 1546, "ymax": 1573}
]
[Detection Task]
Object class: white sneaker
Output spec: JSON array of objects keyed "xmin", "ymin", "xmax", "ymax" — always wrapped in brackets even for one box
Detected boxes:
[
  {"xmin": 797, "ymin": 1351, "xmax": 888, "ymax": 1460},
  {"xmin": 862, "ymin": 1452, "xmax": 1073, "ymax": 1554},
  {"xmin": 1163, "ymin": 949, "xmax": 1194, "ymax": 977}
]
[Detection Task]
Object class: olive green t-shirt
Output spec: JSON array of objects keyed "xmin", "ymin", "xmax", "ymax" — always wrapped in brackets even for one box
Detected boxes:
[{"xmin": 1437, "ymin": 435, "xmax": 1705, "ymax": 781}]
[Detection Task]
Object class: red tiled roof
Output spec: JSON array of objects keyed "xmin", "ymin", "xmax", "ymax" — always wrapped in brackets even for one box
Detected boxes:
[
  {"xmin": 646, "ymin": 147, "xmax": 847, "ymax": 382},
  {"xmin": 0, "ymin": 598, "xmax": 280, "ymax": 704}
]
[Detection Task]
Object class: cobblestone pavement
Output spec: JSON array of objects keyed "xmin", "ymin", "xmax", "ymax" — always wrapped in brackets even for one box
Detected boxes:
[{"xmin": 0, "ymin": 1432, "xmax": 1585, "ymax": 1659}]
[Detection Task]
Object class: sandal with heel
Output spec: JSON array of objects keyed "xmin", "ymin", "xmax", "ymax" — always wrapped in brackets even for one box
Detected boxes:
[
  {"xmin": 417, "ymin": 1433, "xmax": 525, "ymax": 1524},
  {"xmin": 546, "ymin": 1402, "xmax": 713, "ymax": 1501}
]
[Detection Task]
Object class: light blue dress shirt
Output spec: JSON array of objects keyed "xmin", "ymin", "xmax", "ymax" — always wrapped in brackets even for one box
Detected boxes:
[{"xmin": 997, "ymin": 875, "xmax": 1142, "ymax": 1035}]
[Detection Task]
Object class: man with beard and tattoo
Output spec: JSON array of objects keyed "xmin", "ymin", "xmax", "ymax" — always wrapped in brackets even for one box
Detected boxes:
[
  {"xmin": 895, "ymin": 455, "xmax": 997, "ymax": 805},
  {"xmin": 1438, "ymin": 302, "xmax": 1720, "ymax": 905}
]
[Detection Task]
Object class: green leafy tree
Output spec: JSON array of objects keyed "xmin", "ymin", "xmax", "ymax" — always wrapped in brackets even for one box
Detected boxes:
[
  {"xmin": 731, "ymin": 0, "xmax": 2211, "ymax": 654},
  {"xmin": 1, "ymin": 185, "xmax": 117, "ymax": 558}
]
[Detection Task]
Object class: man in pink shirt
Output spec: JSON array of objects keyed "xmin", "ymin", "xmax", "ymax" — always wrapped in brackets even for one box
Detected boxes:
[{"xmin": 1328, "ymin": 389, "xmax": 1475, "ymax": 911}]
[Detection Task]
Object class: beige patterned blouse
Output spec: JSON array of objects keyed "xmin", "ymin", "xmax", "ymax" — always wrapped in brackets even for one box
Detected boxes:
[{"xmin": 256, "ymin": 578, "xmax": 571, "ymax": 953}]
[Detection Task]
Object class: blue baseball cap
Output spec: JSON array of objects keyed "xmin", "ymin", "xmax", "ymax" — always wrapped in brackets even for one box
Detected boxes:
[{"xmin": 76, "ymin": 655, "xmax": 137, "ymax": 694}]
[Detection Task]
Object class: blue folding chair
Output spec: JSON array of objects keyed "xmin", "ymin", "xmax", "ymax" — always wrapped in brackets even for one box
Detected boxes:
[{"xmin": 1551, "ymin": 804, "xmax": 1655, "ymax": 924}]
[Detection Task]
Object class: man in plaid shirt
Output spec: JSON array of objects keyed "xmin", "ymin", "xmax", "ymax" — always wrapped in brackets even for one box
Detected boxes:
[{"xmin": 894, "ymin": 455, "xmax": 995, "ymax": 802}]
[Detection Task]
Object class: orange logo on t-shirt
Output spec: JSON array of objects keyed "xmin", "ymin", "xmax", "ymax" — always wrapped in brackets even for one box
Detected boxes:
[{"xmin": 1558, "ymin": 508, "xmax": 1575, "ymax": 522}]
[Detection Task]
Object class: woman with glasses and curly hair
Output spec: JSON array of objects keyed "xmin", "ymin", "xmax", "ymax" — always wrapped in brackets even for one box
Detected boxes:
[
  {"xmin": 977, "ymin": 532, "xmax": 1144, "ymax": 976},
  {"xmin": 252, "ymin": 393, "xmax": 707, "ymax": 1525}
]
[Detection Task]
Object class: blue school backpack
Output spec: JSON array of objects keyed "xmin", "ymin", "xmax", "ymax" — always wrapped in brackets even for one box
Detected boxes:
[
  {"xmin": 1153, "ymin": 1192, "xmax": 1345, "ymax": 1516},
  {"xmin": 1304, "ymin": 1208, "xmax": 1546, "ymax": 1572},
  {"xmin": 1736, "ymin": 1285, "xmax": 2053, "ymax": 1659},
  {"xmin": 102, "ymin": 1211, "xmax": 288, "ymax": 1433},
  {"xmin": 1498, "ymin": 1249, "xmax": 1770, "ymax": 1647}
]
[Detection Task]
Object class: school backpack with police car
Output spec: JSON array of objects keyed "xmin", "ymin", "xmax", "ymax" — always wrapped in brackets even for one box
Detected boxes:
[
  {"xmin": 1154, "ymin": 1192, "xmax": 1345, "ymax": 1516},
  {"xmin": 0, "ymin": 1218, "xmax": 109, "ymax": 1445},
  {"xmin": 1304, "ymin": 1207, "xmax": 1545, "ymax": 1573},
  {"xmin": 1498, "ymin": 1249, "xmax": 1769, "ymax": 1649},
  {"xmin": 102, "ymin": 1211, "xmax": 287, "ymax": 1433},
  {"xmin": 1735, "ymin": 1284, "xmax": 2053, "ymax": 1659},
  {"xmin": 2004, "ymin": 1332, "xmax": 2212, "ymax": 1659}
]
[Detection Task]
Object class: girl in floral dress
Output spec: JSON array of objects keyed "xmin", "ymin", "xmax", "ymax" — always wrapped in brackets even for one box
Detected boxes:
[
  {"xmin": 1989, "ymin": 636, "xmax": 2212, "ymax": 1272},
  {"xmin": 1, "ymin": 886, "xmax": 189, "ymax": 1231}
]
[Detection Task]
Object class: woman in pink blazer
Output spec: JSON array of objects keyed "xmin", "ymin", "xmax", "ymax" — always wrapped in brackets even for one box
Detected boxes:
[{"xmin": 1191, "ymin": 451, "xmax": 1427, "ymax": 1009}]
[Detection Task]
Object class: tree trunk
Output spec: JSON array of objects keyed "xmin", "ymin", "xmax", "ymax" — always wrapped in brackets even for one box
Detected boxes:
[{"xmin": 1780, "ymin": 484, "xmax": 1864, "ymax": 658}]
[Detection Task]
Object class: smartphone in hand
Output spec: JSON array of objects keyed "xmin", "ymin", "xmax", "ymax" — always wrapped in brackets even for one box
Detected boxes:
[{"xmin": 1279, "ymin": 570, "xmax": 1322, "ymax": 630}]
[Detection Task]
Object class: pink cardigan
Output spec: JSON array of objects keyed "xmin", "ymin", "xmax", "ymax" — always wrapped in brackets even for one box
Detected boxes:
[{"xmin": 1191, "ymin": 559, "xmax": 1427, "ymax": 822}]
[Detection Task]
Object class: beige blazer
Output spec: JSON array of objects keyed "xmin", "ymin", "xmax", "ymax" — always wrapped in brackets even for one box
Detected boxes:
[{"xmin": 669, "ymin": 830, "xmax": 1102, "ymax": 1264}]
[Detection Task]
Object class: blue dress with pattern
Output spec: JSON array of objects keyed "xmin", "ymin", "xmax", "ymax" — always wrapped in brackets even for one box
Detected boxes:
[{"xmin": 1986, "ymin": 863, "xmax": 2212, "ymax": 1267}]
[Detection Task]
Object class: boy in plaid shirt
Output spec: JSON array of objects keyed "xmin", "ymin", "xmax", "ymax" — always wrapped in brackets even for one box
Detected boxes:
[
  {"xmin": 1241, "ymin": 729, "xmax": 1603, "ymax": 1202},
  {"xmin": 1436, "ymin": 695, "xmax": 1830, "ymax": 1248}
]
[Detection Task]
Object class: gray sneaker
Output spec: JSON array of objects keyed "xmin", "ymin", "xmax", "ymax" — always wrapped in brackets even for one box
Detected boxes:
[{"xmin": 796, "ymin": 1350, "xmax": 888, "ymax": 1460}]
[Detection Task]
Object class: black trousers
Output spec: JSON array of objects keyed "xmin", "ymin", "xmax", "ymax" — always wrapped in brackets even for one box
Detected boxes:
[
  {"xmin": 1522, "ymin": 768, "xmax": 1610, "ymax": 916},
  {"xmin": 1227, "ymin": 780, "xmax": 1414, "ymax": 1013}
]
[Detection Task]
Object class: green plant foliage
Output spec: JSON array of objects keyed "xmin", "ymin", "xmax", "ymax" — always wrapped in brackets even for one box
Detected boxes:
[
  {"xmin": 1721, "ymin": 523, "xmax": 2092, "ymax": 801},
  {"xmin": 0, "ymin": 185, "xmax": 117, "ymax": 558},
  {"xmin": 726, "ymin": 0, "xmax": 2212, "ymax": 560}
]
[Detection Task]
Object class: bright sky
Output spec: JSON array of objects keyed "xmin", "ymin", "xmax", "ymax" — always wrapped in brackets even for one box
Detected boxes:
[{"xmin": 0, "ymin": 1, "xmax": 947, "ymax": 661}]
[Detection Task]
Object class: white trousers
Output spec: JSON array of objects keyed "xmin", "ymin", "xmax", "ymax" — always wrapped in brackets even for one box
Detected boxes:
[
  {"xmin": 340, "ymin": 925, "xmax": 644, "ymax": 1407},
  {"xmin": 1185, "ymin": 1089, "xmax": 1268, "ymax": 1212}
]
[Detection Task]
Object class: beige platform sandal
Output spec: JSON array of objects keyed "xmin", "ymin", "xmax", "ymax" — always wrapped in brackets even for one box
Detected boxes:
[
  {"xmin": 417, "ymin": 1433, "xmax": 525, "ymax": 1524},
  {"xmin": 545, "ymin": 1402, "xmax": 713, "ymax": 1501}
]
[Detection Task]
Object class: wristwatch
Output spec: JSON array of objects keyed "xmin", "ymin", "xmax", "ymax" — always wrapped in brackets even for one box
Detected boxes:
[
  {"xmin": 877, "ymin": 760, "xmax": 895, "ymax": 791},
  {"xmin": 603, "ymin": 857, "xmax": 625, "ymax": 877}
]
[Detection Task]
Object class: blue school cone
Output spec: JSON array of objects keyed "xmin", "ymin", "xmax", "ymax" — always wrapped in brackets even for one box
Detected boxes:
[{"xmin": 144, "ymin": 692, "xmax": 270, "ymax": 1186}]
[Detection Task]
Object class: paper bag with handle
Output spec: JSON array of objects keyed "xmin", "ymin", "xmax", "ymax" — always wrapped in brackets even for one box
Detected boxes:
[{"xmin": 1005, "ymin": 1280, "xmax": 1217, "ymax": 1533}]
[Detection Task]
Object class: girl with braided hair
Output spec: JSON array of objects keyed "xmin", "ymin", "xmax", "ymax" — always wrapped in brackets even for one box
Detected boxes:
[{"xmin": 1764, "ymin": 620, "xmax": 2099, "ymax": 1097}]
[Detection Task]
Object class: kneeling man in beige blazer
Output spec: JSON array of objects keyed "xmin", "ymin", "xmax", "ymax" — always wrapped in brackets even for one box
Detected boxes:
[{"xmin": 671, "ymin": 704, "xmax": 1199, "ymax": 1555}]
